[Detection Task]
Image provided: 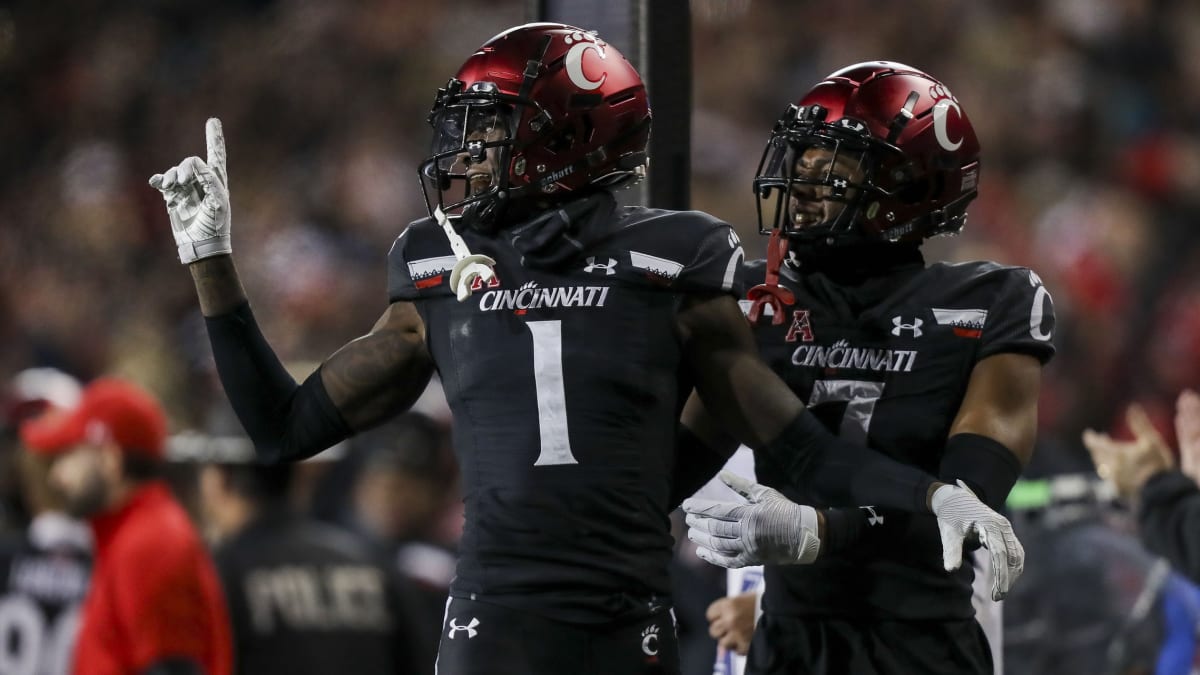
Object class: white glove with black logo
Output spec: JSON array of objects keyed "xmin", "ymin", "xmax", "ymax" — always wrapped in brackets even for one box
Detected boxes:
[
  {"xmin": 931, "ymin": 479, "xmax": 1024, "ymax": 601},
  {"xmin": 148, "ymin": 118, "xmax": 232, "ymax": 264},
  {"xmin": 681, "ymin": 471, "xmax": 821, "ymax": 568}
]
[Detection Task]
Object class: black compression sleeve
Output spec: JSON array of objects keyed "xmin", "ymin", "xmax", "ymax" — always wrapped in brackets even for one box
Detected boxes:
[
  {"xmin": 205, "ymin": 302, "xmax": 352, "ymax": 463},
  {"xmin": 763, "ymin": 412, "xmax": 935, "ymax": 513},
  {"xmin": 669, "ymin": 425, "xmax": 733, "ymax": 510},
  {"xmin": 939, "ymin": 433, "xmax": 1023, "ymax": 510}
]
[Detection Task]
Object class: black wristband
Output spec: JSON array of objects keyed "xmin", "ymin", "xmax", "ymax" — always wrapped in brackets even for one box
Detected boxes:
[
  {"xmin": 939, "ymin": 433, "xmax": 1022, "ymax": 510},
  {"xmin": 764, "ymin": 412, "xmax": 935, "ymax": 513},
  {"xmin": 821, "ymin": 507, "xmax": 871, "ymax": 554}
]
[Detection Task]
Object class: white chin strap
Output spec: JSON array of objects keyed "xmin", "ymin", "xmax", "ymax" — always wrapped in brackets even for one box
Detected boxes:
[{"xmin": 434, "ymin": 206, "xmax": 497, "ymax": 302}]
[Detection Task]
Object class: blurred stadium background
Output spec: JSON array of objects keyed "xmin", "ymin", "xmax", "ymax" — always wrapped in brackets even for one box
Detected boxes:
[{"xmin": 2, "ymin": 0, "xmax": 1200, "ymax": 673}]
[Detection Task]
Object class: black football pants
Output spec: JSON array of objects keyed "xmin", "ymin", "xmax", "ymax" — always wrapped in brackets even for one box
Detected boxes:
[{"xmin": 435, "ymin": 596, "xmax": 680, "ymax": 675}]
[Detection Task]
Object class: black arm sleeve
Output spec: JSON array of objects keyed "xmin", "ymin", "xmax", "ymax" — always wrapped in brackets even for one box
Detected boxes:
[
  {"xmin": 1138, "ymin": 470, "xmax": 1200, "ymax": 583},
  {"xmin": 205, "ymin": 302, "xmax": 352, "ymax": 463},
  {"xmin": 763, "ymin": 412, "xmax": 936, "ymax": 513},
  {"xmin": 139, "ymin": 659, "xmax": 204, "ymax": 675},
  {"xmin": 669, "ymin": 425, "xmax": 734, "ymax": 511}
]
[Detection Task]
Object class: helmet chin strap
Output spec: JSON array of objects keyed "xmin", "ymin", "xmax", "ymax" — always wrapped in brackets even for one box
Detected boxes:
[
  {"xmin": 745, "ymin": 227, "xmax": 795, "ymax": 325},
  {"xmin": 433, "ymin": 206, "xmax": 497, "ymax": 302}
]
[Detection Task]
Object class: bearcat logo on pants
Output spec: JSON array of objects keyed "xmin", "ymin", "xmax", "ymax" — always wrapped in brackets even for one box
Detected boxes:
[
  {"xmin": 641, "ymin": 623, "xmax": 659, "ymax": 657},
  {"xmin": 478, "ymin": 281, "xmax": 610, "ymax": 312}
]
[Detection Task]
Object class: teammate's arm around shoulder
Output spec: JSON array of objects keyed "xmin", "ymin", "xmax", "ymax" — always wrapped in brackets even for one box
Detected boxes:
[{"xmin": 150, "ymin": 120, "xmax": 435, "ymax": 461}]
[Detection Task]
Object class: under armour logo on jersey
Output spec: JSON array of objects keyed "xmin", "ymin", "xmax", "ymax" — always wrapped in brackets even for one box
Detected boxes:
[
  {"xmin": 861, "ymin": 505, "xmax": 885, "ymax": 527},
  {"xmin": 584, "ymin": 256, "xmax": 617, "ymax": 275},
  {"xmin": 891, "ymin": 316, "xmax": 923, "ymax": 337},
  {"xmin": 448, "ymin": 617, "xmax": 480, "ymax": 639},
  {"xmin": 832, "ymin": 177, "xmax": 849, "ymax": 189},
  {"xmin": 641, "ymin": 624, "xmax": 660, "ymax": 657}
]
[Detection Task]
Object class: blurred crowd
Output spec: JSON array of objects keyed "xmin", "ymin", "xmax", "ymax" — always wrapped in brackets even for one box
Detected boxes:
[{"xmin": 2, "ymin": 0, "xmax": 1200, "ymax": 673}]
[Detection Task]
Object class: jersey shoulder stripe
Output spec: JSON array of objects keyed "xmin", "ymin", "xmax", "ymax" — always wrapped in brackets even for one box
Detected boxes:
[
  {"xmin": 604, "ymin": 207, "xmax": 745, "ymax": 294},
  {"xmin": 387, "ymin": 218, "xmax": 458, "ymax": 301}
]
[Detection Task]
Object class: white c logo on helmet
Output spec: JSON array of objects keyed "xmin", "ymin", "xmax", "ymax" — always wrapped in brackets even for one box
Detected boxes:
[
  {"xmin": 932, "ymin": 98, "xmax": 963, "ymax": 151},
  {"xmin": 565, "ymin": 40, "xmax": 607, "ymax": 91}
]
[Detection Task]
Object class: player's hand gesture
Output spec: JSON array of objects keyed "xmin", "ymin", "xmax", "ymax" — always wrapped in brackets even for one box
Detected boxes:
[
  {"xmin": 930, "ymin": 480, "xmax": 1023, "ymax": 601},
  {"xmin": 1082, "ymin": 403, "xmax": 1174, "ymax": 500},
  {"xmin": 682, "ymin": 471, "xmax": 821, "ymax": 568},
  {"xmin": 149, "ymin": 118, "xmax": 232, "ymax": 264}
]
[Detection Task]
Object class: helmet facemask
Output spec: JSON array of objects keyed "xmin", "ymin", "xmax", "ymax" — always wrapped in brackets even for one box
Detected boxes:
[
  {"xmin": 419, "ymin": 80, "xmax": 538, "ymax": 231},
  {"xmin": 754, "ymin": 105, "xmax": 880, "ymax": 248}
]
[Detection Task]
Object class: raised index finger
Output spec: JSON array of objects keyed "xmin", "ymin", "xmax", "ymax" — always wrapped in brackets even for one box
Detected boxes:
[{"xmin": 206, "ymin": 118, "xmax": 227, "ymax": 174}]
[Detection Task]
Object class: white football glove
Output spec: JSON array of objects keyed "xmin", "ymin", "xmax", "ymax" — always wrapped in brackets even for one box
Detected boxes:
[
  {"xmin": 148, "ymin": 118, "xmax": 232, "ymax": 264},
  {"xmin": 931, "ymin": 479, "xmax": 1024, "ymax": 601},
  {"xmin": 681, "ymin": 471, "xmax": 821, "ymax": 568}
]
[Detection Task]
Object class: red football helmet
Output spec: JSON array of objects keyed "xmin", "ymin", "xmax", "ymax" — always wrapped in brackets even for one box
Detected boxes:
[
  {"xmin": 419, "ymin": 23, "xmax": 651, "ymax": 228},
  {"xmin": 754, "ymin": 61, "xmax": 981, "ymax": 248}
]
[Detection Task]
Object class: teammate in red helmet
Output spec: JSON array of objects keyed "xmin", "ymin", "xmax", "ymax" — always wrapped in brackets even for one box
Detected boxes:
[{"xmin": 683, "ymin": 62, "xmax": 1055, "ymax": 675}]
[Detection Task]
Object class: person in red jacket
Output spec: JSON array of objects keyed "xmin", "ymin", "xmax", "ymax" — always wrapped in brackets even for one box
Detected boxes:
[{"xmin": 20, "ymin": 377, "xmax": 232, "ymax": 675}]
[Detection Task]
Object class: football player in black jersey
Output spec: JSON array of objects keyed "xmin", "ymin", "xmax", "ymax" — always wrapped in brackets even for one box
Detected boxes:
[
  {"xmin": 149, "ymin": 25, "xmax": 1022, "ymax": 675},
  {"xmin": 680, "ymin": 62, "xmax": 1057, "ymax": 675}
]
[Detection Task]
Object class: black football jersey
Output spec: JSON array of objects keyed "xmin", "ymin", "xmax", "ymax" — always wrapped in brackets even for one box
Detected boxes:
[
  {"xmin": 388, "ymin": 196, "xmax": 745, "ymax": 622},
  {"xmin": 0, "ymin": 515, "xmax": 92, "ymax": 675},
  {"xmin": 744, "ymin": 257, "xmax": 1056, "ymax": 620},
  {"xmin": 215, "ymin": 511, "xmax": 429, "ymax": 675}
]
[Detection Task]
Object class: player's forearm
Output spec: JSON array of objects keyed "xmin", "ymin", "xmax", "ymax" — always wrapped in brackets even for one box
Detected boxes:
[
  {"xmin": 188, "ymin": 255, "xmax": 247, "ymax": 316},
  {"xmin": 764, "ymin": 411, "xmax": 939, "ymax": 513}
]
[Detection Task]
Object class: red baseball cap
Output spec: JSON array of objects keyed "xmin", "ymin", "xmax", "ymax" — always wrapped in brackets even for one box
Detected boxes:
[{"xmin": 19, "ymin": 377, "xmax": 168, "ymax": 459}]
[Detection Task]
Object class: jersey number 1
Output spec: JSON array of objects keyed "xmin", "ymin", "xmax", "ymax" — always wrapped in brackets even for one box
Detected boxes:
[{"xmin": 526, "ymin": 321, "xmax": 579, "ymax": 466}]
